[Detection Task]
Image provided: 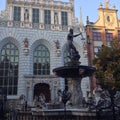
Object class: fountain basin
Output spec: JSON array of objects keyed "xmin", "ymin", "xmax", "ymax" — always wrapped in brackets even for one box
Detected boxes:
[{"xmin": 53, "ymin": 65, "xmax": 96, "ymax": 78}]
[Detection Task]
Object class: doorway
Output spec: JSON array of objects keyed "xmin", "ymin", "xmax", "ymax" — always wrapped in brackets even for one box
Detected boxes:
[{"xmin": 34, "ymin": 83, "xmax": 51, "ymax": 102}]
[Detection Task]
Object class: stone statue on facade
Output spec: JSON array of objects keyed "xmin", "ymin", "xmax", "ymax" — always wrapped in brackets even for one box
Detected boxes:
[
  {"xmin": 23, "ymin": 38, "xmax": 28, "ymax": 48},
  {"xmin": 67, "ymin": 28, "xmax": 82, "ymax": 62},
  {"xmin": 24, "ymin": 8, "xmax": 29, "ymax": 22},
  {"xmin": 54, "ymin": 40, "xmax": 60, "ymax": 56},
  {"xmin": 19, "ymin": 94, "xmax": 27, "ymax": 110},
  {"xmin": 23, "ymin": 38, "xmax": 29, "ymax": 55}
]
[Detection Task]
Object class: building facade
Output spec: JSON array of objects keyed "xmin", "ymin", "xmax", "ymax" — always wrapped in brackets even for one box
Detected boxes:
[
  {"xmin": 0, "ymin": 0, "xmax": 89, "ymax": 105},
  {"xmin": 86, "ymin": 1, "xmax": 120, "ymax": 91}
]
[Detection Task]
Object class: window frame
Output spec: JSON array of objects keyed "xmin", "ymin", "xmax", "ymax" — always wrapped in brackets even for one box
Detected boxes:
[
  {"xmin": 44, "ymin": 10, "xmax": 51, "ymax": 24},
  {"xmin": 14, "ymin": 6, "xmax": 21, "ymax": 21},
  {"xmin": 32, "ymin": 8, "xmax": 39, "ymax": 23},
  {"xmin": 33, "ymin": 44, "xmax": 50, "ymax": 75},
  {"xmin": 0, "ymin": 43, "xmax": 19, "ymax": 95},
  {"xmin": 61, "ymin": 11, "xmax": 68, "ymax": 26},
  {"xmin": 106, "ymin": 33, "xmax": 113, "ymax": 41},
  {"xmin": 93, "ymin": 32, "xmax": 101, "ymax": 41}
]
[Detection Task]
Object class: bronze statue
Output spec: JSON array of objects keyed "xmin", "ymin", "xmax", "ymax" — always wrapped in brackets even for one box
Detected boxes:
[{"xmin": 67, "ymin": 28, "xmax": 82, "ymax": 61}]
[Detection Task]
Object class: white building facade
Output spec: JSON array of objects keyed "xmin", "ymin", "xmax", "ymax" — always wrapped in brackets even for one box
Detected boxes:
[{"xmin": 0, "ymin": 0, "xmax": 89, "ymax": 105}]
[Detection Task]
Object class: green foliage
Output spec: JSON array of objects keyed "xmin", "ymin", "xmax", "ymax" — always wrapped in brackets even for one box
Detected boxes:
[{"xmin": 93, "ymin": 38, "xmax": 120, "ymax": 90}]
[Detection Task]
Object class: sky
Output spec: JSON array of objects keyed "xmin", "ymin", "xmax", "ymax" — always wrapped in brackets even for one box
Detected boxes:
[{"xmin": 0, "ymin": 0, "xmax": 120, "ymax": 25}]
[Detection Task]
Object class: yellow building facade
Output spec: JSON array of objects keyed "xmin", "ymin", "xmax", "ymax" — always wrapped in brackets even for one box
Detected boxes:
[{"xmin": 86, "ymin": 1, "xmax": 120, "ymax": 91}]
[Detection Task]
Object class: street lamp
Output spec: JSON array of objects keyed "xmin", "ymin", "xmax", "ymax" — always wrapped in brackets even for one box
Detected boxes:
[{"xmin": 58, "ymin": 89, "xmax": 71, "ymax": 120}]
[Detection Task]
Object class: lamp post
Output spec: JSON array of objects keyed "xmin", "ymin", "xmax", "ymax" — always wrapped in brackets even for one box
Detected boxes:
[{"xmin": 58, "ymin": 89, "xmax": 71, "ymax": 120}]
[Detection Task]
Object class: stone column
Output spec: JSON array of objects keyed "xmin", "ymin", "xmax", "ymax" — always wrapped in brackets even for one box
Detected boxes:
[
  {"xmin": 60, "ymin": 78, "xmax": 65, "ymax": 91},
  {"xmin": 29, "ymin": 6, "xmax": 32, "ymax": 23},
  {"xmin": 68, "ymin": 12, "xmax": 72, "ymax": 26},
  {"xmin": 58, "ymin": 11, "xmax": 61, "ymax": 25},
  {"xmin": 67, "ymin": 78, "xmax": 83, "ymax": 107},
  {"xmin": 9, "ymin": 4, "xmax": 13, "ymax": 21},
  {"xmin": 29, "ymin": 86, "xmax": 34, "ymax": 106},
  {"xmin": 51, "ymin": 10, "xmax": 54, "ymax": 24},
  {"xmin": 50, "ymin": 85, "xmax": 54, "ymax": 102},
  {"xmin": 40, "ymin": 8, "xmax": 44, "ymax": 23},
  {"xmin": 21, "ymin": 6, "xmax": 24, "ymax": 22},
  {"xmin": 26, "ymin": 79, "xmax": 34, "ymax": 106}
]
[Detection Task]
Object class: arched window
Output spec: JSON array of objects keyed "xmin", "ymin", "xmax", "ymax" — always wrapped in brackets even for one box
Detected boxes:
[
  {"xmin": 33, "ymin": 44, "xmax": 50, "ymax": 75},
  {"xmin": 0, "ymin": 43, "xmax": 19, "ymax": 95}
]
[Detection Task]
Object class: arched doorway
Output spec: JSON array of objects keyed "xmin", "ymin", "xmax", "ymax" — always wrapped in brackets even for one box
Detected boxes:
[{"xmin": 34, "ymin": 83, "xmax": 51, "ymax": 102}]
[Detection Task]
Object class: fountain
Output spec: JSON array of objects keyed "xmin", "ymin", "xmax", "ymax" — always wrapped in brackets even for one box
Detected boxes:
[
  {"xmin": 16, "ymin": 29, "xmax": 96, "ymax": 120},
  {"xmin": 53, "ymin": 28, "xmax": 96, "ymax": 107}
]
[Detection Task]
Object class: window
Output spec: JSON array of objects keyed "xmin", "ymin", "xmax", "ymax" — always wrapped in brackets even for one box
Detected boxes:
[
  {"xmin": 44, "ymin": 10, "xmax": 51, "ymax": 24},
  {"xmin": 61, "ymin": 11, "xmax": 68, "ymax": 26},
  {"xmin": 32, "ymin": 8, "xmax": 39, "ymax": 23},
  {"xmin": 33, "ymin": 45, "xmax": 50, "ymax": 75},
  {"xmin": 107, "ymin": 16, "xmax": 110, "ymax": 22},
  {"xmin": 14, "ymin": 6, "xmax": 21, "ymax": 21},
  {"xmin": 93, "ymin": 32, "xmax": 101, "ymax": 41},
  {"xmin": 106, "ymin": 33, "xmax": 113, "ymax": 41},
  {"xmin": 94, "ymin": 47, "xmax": 100, "ymax": 57},
  {"xmin": 0, "ymin": 43, "xmax": 19, "ymax": 95}
]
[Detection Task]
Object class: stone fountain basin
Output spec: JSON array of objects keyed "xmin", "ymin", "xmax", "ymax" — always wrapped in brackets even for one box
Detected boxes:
[{"xmin": 53, "ymin": 65, "xmax": 96, "ymax": 78}]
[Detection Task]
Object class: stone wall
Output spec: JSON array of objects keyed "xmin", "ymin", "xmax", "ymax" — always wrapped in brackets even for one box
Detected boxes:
[{"xmin": 16, "ymin": 110, "xmax": 96, "ymax": 120}]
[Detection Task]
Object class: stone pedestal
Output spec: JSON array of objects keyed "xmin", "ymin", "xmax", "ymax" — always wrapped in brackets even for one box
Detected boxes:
[
  {"xmin": 53, "ymin": 61, "xmax": 96, "ymax": 108},
  {"xmin": 68, "ymin": 78, "xmax": 83, "ymax": 107}
]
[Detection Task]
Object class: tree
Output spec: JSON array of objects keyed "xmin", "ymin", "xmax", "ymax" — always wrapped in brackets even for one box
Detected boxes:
[{"xmin": 93, "ymin": 38, "xmax": 120, "ymax": 90}]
